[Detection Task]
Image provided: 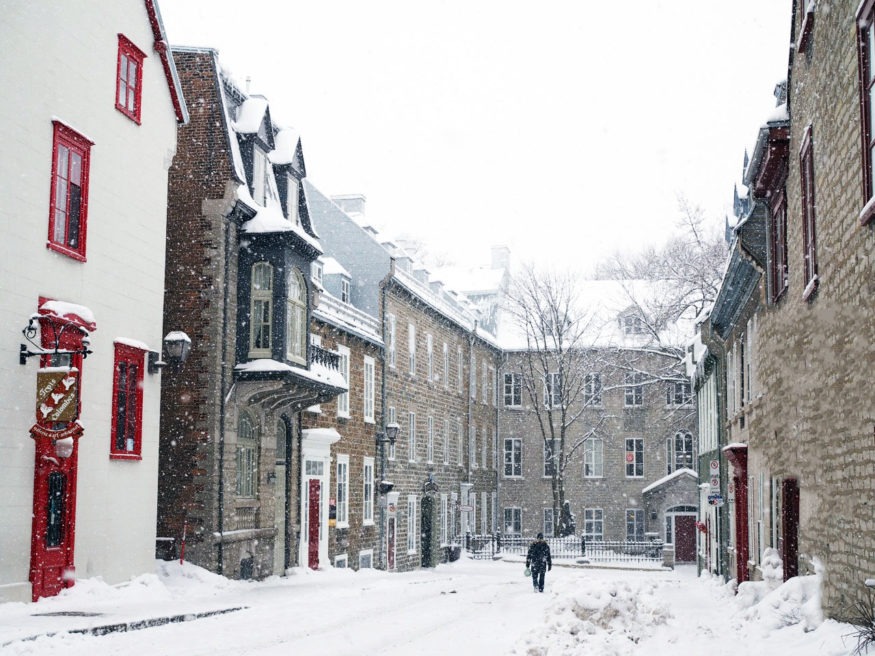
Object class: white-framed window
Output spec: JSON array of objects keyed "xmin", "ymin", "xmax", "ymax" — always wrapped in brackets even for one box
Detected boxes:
[
  {"xmin": 504, "ymin": 438, "xmax": 521, "ymax": 477},
  {"xmin": 336, "ymin": 454, "xmax": 349, "ymax": 527},
  {"xmin": 481, "ymin": 426, "xmax": 488, "ymax": 469},
  {"xmin": 584, "ymin": 373, "xmax": 602, "ymax": 405},
  {"xmin": 666, "ymin": 380, "xmax": 692, "ymax": 406},
  {"xmin": 387, "ymin": 314, "xmax": 396, "ymax": 369},
  {"xmin": 363, "ymin": 457, "xmax": 375, "ymax": 524},
  {"xmin": 407, "ymin": 495, "xmax": 417, "ymax": 553},
  {"xmin": 286, "ymin": 176, "xmax": 299, "ymax": 225},
  {"xmin": 340, "ymin": 278, "xmax": 350, "ymax": 303},
  {"xmin": 666, "ymin": 431, "xmax": 695, "ymax": 474},
  {"xmin": 469, "ymin": 425, "xmax": 477, "ymax": 468},
  {"xmin": 626, "ymin": 508, "xmax": 645, "ymax": 540},
  {"xmin": 359, "ymin": 550, "xmax": 373, "ymax": 569},
  {"xmin": 408, "ymin": 323, "xmax": 416, "ymax": 376},
  {"xmin": 440, "ymin": 494, "xmax": 449, "ymax": 545},
  {"xmin": 491, "ymin": 429, "xmax": 497, "ymax": 470},
  {"xmin": 504, "ymin": 372, "xmax": 522, "ymax": 407},
  {"xmin": 457, "ymin": 346, "xmax": 463, "ymax": 393},
  {"xmin": 336, "ymin": 345, "xmax": 350, "ymax": 417},
  {"xmin": 624, "ymin": 372, "xmax": 644, "ymax": 407},
  {"xmin": 427, "ymin": 415, "xmax": 434, "ymax": 463},
  {"xmin": 621, "ymin": 314, "xmax": 646, "ymax": 335},
  {"xmin": 363, "ymin": 356, "xmax": 375, "ymax": 423},
  {"xmin": 481, "ymin": 361, "xmax": 488, "ymax": 404},
  {"xmin": 443, "ymin": 342, "xmax": 449, "ymax": 389},
  {"xmin": 450, "ymin": 492, "xmax": 458, "ymax": 543},
  {"xmin": 311, "ymin": 259, "xmax": 323, "ymax": 286},
  {"xmin": 504, "ymin": 507, "xmax": 522, "ymax": 535},
  {"xmin": 334, "ymin": 553, "xmax": 348, "ymax": 569},
  {"xmin": 388, "ymin": 406, "xmax": 397, "ymax": 460},
  {"xmin": 625, "ymin": 437, "xmax": 644, "ymax": 478},
  {"xmin": 544, "ymin": 439, "xmax": 556, "ymax": 477},
  {"xmin": 543, "ymin": 508, "xmax": 554, "ymax": 537},
  {"xmin": 443, "ymin": 419, "xmax": 450, "ymax": 465},
  {"xmin": 426, "ymin": 333, "xmax": 434, "ymax": 383},
  {"xmin": 490, "ymin": 366, "xmax": 496, "ymax": 406},
  {"xmin": 544, "ymin": 372, "xmax": 561, "ymax": 408},
  {"xmin": 285, "ymin": 268, "xmax": 306, "ymax": 363},
  {"xmin": 252, "ymin": 147, "xmax": 279, "ymax": 206},
  {"xmin": 584, "ymin": 508, "xmax": 604, "ymax": 541},
  {"xmin": 584, "ymin": 438, "xmax": 604, "ymax": 478},
  {"xmin": 249, "ymin": 262, "xmax": 273, "ymax": 357},
  {"xmin": 457, "ymin": 419, "xmax": 464, "ymax": 465},
  {"xmin": 235, "ymin": 413, "xmax": 258, "ymax": 497},
  {"xmin": 408, "ymin": 411, "xmax": 417, "ymax": 462},
  {"xmin": 481, "ymin": 492, "xmax": 489, "ymax": 535},
  {"xmin": 470, "ymin": 354, "xmax": 477, "ymax": 399}
]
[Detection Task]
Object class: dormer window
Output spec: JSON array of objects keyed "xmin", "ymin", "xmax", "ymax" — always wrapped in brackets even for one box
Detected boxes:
[
  {"xmin": 252, "ymin": 148, "xmax": 278, "ymax": 207},
  {"xmin": 341, "ymin": 278, "xmax": 350, "ymax": 304},
  {"xmin": 311, "ymin": 260, "xmax": 323, "ymax": 285},
  {"xmin": 621, "ymin": 315, "xmax": 646, "ymax": 335},
  {"xmin": 287, "ymin": 176, "xmax": 299, "ymax": 225}
]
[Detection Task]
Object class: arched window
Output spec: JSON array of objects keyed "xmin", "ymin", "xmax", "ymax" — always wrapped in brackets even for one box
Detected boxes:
[
  {"xmin": 249, "ymin": 262, "xmax": 273, "ymax": 357},
  {"xmin": 236, "ymin": 413, "xmax": 258, "ymax": 498},
  {"xmin": 286, "ymin": 268, "xmax": 307, "ymax": 363},
  {"xmin": 666, "ymin": 431, "xmax": 695, "ymax": 474}
]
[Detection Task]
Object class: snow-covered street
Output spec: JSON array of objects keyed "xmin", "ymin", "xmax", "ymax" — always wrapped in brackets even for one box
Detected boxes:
[{"xmin": 0, "ymin": 557, "xmax": 860, "ymax": 656}]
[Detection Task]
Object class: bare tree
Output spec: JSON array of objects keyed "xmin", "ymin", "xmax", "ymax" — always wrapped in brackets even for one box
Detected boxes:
[
  {"xmin": 504, "ymin": 264, "xmax": 609, "ymax": 537},
  {"xmin": 596, "ymin": 197, "xmax": 728, "ymax": 326}
]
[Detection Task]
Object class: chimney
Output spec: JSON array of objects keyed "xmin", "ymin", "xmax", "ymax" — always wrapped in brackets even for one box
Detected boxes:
[{"xmin": 491, "ymin": 245, "xmax": 511, "ymax": 271}]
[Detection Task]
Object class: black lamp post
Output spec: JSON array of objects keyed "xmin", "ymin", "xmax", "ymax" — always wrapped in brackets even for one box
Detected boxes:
[{"xmin": 376, "ymin": 422, "xmax": 400, "ymax": 569}]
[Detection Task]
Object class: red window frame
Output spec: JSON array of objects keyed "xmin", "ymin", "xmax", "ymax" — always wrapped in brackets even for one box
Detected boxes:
[
  {"xmin": 115, "ymin": 34, "xmax": 146, "ymax": 124},
  {"xmin": 47, "ymin": 121, "xmax": 92, "ymax": 261},
  {"xmin": 857, "ymin": 0, "xmax": 875, "ymax": 225},
  {"xmin": 799, "ymin": 125, "xmax": 818, "ymax": 301},
  {"xmin": 768, "ymin": 190, "xmax": 789, "ymax": 303},
  {"xmin": 110, "ymin": 342, "xmax": 145, "ymax": 460}
]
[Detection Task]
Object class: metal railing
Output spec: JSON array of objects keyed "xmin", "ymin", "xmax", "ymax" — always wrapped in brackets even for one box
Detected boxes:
[{"xmin": 462, "ymin": 533, "xmax": 666, "ymax": 566}]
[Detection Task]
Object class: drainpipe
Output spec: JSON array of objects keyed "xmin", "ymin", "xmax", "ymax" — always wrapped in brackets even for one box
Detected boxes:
[
  {"xmin": 378, "ymin": 264, "xmax": 392, "ymax": 569},
  {"xmin": 216, "ymin": 218, "xmax": 233, "ymax": 575}
]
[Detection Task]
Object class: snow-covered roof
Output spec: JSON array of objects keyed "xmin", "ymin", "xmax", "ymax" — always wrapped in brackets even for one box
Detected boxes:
[
  {"xmin": 234, "ymin": 358, "xmax": 347, "ymax": 389},
  {"xmin": 232, "ymin": 96, "xmax": 268, "ymax": 134},
  {"xmin": 237, "ymin": 184, "xmax": 322, "ymax": 253},
  {"xmin": 269, "ymin": 126, "xmax": 299, "ymax": 165},
  {"xmin": 642, "ymin": 467, "xmax": 698, "ymax": 494}
]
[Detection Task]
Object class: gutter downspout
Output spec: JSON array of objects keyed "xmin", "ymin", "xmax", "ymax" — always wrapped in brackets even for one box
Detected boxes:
[
  {"xmin": 216, "ymin": 217, "xmax": 233, "ymax": 575},
  {"xmin": 377, "ymin": 259, "xmax": 394, "ymax": 570}
]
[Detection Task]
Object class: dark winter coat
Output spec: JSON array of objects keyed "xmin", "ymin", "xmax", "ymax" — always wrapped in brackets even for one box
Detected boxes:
[{"xmin": 526, "ymin": 539, "xmax": 552, "ymax": 572}]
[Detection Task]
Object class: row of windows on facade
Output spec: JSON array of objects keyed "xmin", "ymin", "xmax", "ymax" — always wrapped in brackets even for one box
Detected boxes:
[
  {"xmin": 763, "ymin": 4, "xmax": 875, "ymax": 306},
  {"xmin": 385, "ymin": 314, "xmax": 498, "ymax": 403},
  {"xmin": 502, "ymin": 372, "xmax": 692, "ymax": 408},
  {"xmin": 502, "ymin": 432, "xmax": 695, "ymax": 479},
  {"xmin": 503, "ymin": 506, "xmax": 651, "ymax": 542}
]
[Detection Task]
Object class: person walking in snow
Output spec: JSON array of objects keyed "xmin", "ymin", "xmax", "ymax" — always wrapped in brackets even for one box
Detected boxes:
[{"xmin": 526, "ymin": 532, "xmax": 552, "ymax": 593}]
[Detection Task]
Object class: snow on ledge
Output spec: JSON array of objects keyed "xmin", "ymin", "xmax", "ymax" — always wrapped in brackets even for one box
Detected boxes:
[{"xmin": 642, "ymin": 467, "xmax": 698, "ymax": 493}]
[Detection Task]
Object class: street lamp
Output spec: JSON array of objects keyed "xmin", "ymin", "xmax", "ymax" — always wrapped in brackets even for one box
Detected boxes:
[{"xmin": 376, "ymin": 422, "xmax": 400, "ymax": 569}]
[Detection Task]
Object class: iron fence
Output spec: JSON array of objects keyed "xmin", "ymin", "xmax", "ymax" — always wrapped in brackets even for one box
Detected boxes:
[{"xmin": 462, "ymin": 533, "xmax": 665, "ymax": 566}]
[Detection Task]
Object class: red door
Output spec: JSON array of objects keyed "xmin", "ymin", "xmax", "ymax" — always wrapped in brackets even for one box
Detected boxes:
[
  {"xmin": 674, "ymin": 515, "xmax": 697, "ymax": 562},
  {"xmin": 307, "ymin": 479, "xmax": 320, "ymax": 569},
  {"xmin": 29, "ymin": 428, "xmax": 81, "ymax": 601}
]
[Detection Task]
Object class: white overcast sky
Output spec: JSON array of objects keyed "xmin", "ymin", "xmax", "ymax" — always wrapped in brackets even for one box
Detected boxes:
[{"xmin": 158, "ymin": 0, "xmax": 792, "ymax": 273}]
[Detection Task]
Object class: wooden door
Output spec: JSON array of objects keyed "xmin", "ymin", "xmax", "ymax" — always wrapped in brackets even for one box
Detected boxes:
[
  {"xmin": 307, "ymin": 479, "xmax": 320, "ymax": 569},
  {"xmin": 674, "ymin": 515, "xmax": 697, "ymax": 562}
]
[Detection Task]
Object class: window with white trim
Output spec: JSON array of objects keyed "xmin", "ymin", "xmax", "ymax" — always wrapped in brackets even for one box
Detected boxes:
[
  {"xmin": 407, "ymin": 496, "xmax": 417, "ymax": 553},
  {"xmin": 625, "ymin": 437, "xmax": 644, "ymax": 478},
  {"xmin": 426, "ymin": 333, "xmax": 434, "ymax": 383},
  {"xmin": 336, "ymin": 455, "xmax": 349, "ymax": 527},
  {"xmin": 443, "ymin": 419, "xmax": 450, "ymax": 465},
  {"xmin": 543, "ymin": 508, "xmax": 554, "ymax": 537},
  {"xmin": 363, "ymin": 356, "xmax": 375, "ymax": 423},
  {"xmin": 408, "ymin": 411, "xmax": 416, "ymax": 462},
  {"xmin": 363, "ymin": 457, "xmax": 375, "ymax": 524},
  {"xmin": 584, "ymin": 508, "xmax": 604, "ymax": 541},
  {"xmin": 443, "ymin": 342, "xmax": 449, "ymax": 389},
  {"xmin": 285, "ymin": 269, "xmax": 306, "ymax": 363},
  {"xmin": 626, "ymin": 508, "xmax": 645, "ymax": 541},
  {"xmin": 336, "ymin": 345, "xmax": 350, "ymax": 417},
  {"xmin": 584, "ymin": 373, "xmax": 602, "ymax": 405},
  {"xmin": 624, "ymin": 372, "xmax": 644, "ymax": 407},
  {"xmin": 249, "ymin": 262, "xmax": 273, "ymax": 357},
  {"xmin": 427, "ymin": 415, "xmax": 434, "ymax": 463},
  {"xmin": 440, "ymin": 494, "xmax": 449, "ymax": 545},
  {"xmin": 387, "ymin": 314, "xmax": 396, "ymax": 368},
  {"xmin": 584, "ymin": 438, "xmax": 603, "ymax": 478},
  {"xmin": 408, "ymin": 323, "xmax": 416, "ymax": 376},
  {"xmin": 236, "ymin": 413, "xmax": 258, "ymax": 497},
  {"xmin": 504, "ymin": 507, "xmax": 521, "ymax": 535}
]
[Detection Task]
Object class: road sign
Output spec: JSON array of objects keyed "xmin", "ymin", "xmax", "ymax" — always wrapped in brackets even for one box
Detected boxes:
[
  {"xmin": 707, "ymin": 493, "xmax": 724, "ymax": 507},
  {"xmin": 710, "ymin": 476, "xmax": 720, "ymax": 489},
  {"xmin": 709, "ymin": 459, "xmax": 720, "ymax": 475}
]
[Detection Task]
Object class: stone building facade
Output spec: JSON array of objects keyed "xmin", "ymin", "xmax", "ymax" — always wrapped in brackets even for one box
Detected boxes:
[
  {"xmin": 499, "ymin": 282, "xmax": 699, "ymax": 562},
  {"xmin": 695, "ymin": 0, "xmax": 875, "ymax": 619},
  {"xmin": 158, "ymin": 47, "xmax": 344, "ymax": 581}
]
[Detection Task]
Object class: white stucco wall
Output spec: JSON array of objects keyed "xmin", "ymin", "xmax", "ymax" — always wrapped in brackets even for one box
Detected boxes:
[{"xmin": 0, "ymin": 1, "xmax": 180, "ymax": 601}]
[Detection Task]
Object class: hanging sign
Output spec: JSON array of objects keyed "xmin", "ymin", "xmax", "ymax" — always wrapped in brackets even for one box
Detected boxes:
[{"xmin": 35, "ymin": 369, "xmax": 79, "ymax": 423}]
